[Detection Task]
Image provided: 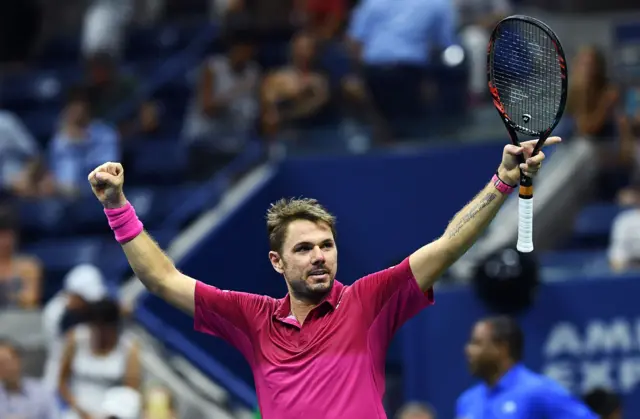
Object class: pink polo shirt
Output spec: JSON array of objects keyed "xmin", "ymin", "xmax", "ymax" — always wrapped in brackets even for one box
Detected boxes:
[{"xmin": 193, "ymin": 257, "xmax": 434, "ymax": 419}]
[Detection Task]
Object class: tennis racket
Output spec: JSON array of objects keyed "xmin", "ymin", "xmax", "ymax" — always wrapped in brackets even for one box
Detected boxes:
[{"xmin": 487, "ymin": 15, "xmax": 568, "ymax": 253}]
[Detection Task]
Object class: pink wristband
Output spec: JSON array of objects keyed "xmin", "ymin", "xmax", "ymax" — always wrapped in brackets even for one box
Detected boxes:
[
  {"xmin": 104, "ymin": 202, "xmax": 144, "ymax": 244},
  {"xmin": 491, "ymin": 173, "xmax": 515, "ymax": 195}
]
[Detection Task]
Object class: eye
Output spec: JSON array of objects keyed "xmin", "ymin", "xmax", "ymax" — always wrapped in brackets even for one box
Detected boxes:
[
  {"xmin": 321, "ymin": 242, "xmax": 334, "ymax": 249},
  {"xmin": 295, "ymin": 244, "xmax": 312, "ymax": 253}
]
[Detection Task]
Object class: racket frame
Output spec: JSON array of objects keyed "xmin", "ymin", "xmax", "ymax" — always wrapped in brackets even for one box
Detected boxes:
[{"xmin": 487, "ymin": 14, "xmax": 568, "ymax": 251}]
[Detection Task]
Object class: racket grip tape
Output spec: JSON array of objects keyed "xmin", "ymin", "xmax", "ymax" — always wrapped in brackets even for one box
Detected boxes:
[{"xmin": 517, "ymin": 197, "xmax": 534, "ymax": 253}]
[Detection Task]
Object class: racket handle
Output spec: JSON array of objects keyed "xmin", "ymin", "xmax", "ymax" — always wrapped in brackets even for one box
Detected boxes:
[{"xmin": 517, "ymin": 197, "xmax": 534, "ymax": 253}]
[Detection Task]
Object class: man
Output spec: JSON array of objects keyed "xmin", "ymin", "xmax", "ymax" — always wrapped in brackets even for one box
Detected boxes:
[
  {"xmin": 0, "ymin": 339, "xmax": 59, "ymax": 419},
  {"xmin": 88, "ymin": 136, "xmax": 558, "ymax": 418},
  {"xmin": 583, "ymin": 388, "xmax": 622, "ymax": 419},
  {"xmin": 347, "ymin": 0, "xmax": 457, "ymax": 136},
  {"xmin": 457, "ymin": 316, "xmax": 597, "ymax": 419},
  {"xmin": 49, "ymin": 86, "xmax": 120, "ymax": 197}
]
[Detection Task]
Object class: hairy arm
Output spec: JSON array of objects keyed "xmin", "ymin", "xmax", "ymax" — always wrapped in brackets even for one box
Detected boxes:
[
  {"xmin": 121, "ymin": 230, "xmax": 196, "ymax": 315},
  {"xmin": 409, "ymin": 176, "xmax": 509, "ymax": 292}
]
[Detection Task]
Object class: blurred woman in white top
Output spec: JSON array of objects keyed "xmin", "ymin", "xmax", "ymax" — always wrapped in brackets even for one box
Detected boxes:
[{"xmin": 58, "ymin": 299, "xmax": 140, "ymax": 419}]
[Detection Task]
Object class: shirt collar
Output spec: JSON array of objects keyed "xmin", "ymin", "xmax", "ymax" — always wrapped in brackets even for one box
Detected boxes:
[
  {"xmin": 490, "ymin": 363, "xmax": 526, "ymax": 393},
  {"xmin": 274, "ymin": 280, "xmax": 344, "ymax": 321}
]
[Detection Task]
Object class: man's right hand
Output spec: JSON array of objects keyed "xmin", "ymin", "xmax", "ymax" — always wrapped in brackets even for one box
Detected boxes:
[{"xmin": 88, "ymin": 162, "xmax": 126, "ymax": 209}]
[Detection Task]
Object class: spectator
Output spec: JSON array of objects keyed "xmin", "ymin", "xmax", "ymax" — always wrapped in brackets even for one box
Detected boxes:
[
  {"xmin": 607, "ymin": 203, "xmax": 640, "ymax": 272},
  {"xmin": 565, "ymin": 46, "xmax": 619, "ymax": 141},
  {"xmin": 583, "ymin": 388, "xmax": 622, "ymax": 419},
  {"xmin": 0, "ymin": 338, "xmax": 60, "ymax": 419},
  {"xmin": 565, "ymin": 46, "xmax": 624, "ymax": 200},
  {"xmin": 0, "ymin": 109, "xmax": 54, "ymax": 198},
  {"xmin": 347, "ymin": 0, "xmax": 457, "ymax": 137},
  {"xmin": 42, "ymin": 264, "xmax": 108, "ymax": 392},
  {"xmin": 455, "ymin": 0, "xmax": 511, "ymax": 102},
  {"xmin": 85, "ymin": 52, "xmax": 159, "ymax": 138},
  {"xmin": 0, "ymin": 205, "xmax": 42, "ymax": 309},
  {"xmin": 182, "ymin": 30, "xmax": 260, "ymax": 181},
  {"xmin": 81, "ymin": 0, "xmax": 133, "ymax": 60},
  {"xmin": 59, "ymin": 299, "xmax": 141, "ymax": 419},
  {"xmin": 396, "ymin": 401, "xmax": 437, "ymax": 419},
  {"xmin": 102, "ymin": 386, "xmax": 143, "ymax": 419},
  {"xmin": 261, "ymin": 32, "xmax": 331, "ymax": 140},
  {"xmin": 49, "ymin": 86, "xmax": 120, "ymax": 197},
  {"xmin": 615, "ymin": 85, "xmax": 640, "ymax": 206}
]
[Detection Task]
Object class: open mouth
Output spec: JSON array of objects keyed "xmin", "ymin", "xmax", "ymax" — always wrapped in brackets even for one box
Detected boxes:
[{"xmin": 308, "ymin": 269, "xmax": 329, "ymax": 280}]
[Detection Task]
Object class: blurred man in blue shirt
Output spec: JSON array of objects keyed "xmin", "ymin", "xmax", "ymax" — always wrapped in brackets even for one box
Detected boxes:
[
  {"xmin": 49, "ymin": 86, "xmax": 120, "ymax": 197},
  {"xmin": 457, "ymin": 316, "xmax": 597, "ymax": 419}
]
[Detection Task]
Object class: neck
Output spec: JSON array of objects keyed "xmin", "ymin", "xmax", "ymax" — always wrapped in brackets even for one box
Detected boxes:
[
  {"xmin": 289, "ymin": 297, "xmax": 318, "ymax": 325},
  {"xmin": 485, "ymin": 360, "xmax": 515, "ymax": 387},
  {"xmin": 3, "ymin": 378, "xmax": 21, "ymax": 392}
]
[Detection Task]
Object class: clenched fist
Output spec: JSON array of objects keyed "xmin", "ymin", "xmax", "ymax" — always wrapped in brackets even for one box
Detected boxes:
[{"xmin": 88, "ymin": 162, "xmax": 126, "ymax": 209}]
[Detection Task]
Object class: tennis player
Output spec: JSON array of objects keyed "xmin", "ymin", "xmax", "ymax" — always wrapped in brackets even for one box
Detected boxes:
[
  {"xmin": 88, "ymin": 137, "xmax": 559, "ymax": 419},
  {"xmin": 457, "ymin": 316, "xmax": 597, "ymax": 419}
]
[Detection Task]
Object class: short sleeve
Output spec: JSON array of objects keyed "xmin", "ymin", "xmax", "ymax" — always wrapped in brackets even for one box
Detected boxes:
[
  {"xmin": 194, "ymin": 281, "xmax": 269, "ymax": 354},
  {"xmin": 351, "ymin": 257, "xmax": 434, "ymax": 331}
]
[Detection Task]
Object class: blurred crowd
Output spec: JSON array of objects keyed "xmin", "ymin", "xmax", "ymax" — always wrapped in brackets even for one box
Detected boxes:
[{"xmin": 1, "ymin": 0, "xmax": 639, "ymax": 417}]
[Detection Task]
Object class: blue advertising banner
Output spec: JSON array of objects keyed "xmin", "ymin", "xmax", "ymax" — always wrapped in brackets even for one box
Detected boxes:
[{"xmin": 403, "ymin": 275, "xmax": 640, "ymax": 419}]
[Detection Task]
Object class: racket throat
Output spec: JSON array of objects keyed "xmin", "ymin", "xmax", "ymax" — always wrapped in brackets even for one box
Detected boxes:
[{"xmin": 519, "ymin": 175, "xmax": 533, "ymax": 199}]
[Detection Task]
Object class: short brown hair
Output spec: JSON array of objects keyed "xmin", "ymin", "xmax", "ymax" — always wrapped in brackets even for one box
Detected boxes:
[{"xmin": 266, "ymin": 198, "xmax": 336, "ymax": 252}]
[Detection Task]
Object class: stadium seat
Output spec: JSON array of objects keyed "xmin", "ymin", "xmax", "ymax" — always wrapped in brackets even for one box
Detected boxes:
[
  {"xmin": 539, "ymin": 249, "xmax": 609, "ymax": 271},
  {"xmin": 570, "ymin": 203, "xmax": 625, "ymax": 248},
  {"xmin": 126, "ymin": 139, "xmax": 187, "ymax": 185}
]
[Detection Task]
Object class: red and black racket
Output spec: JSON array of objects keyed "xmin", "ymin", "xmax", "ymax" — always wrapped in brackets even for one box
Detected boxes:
[{"xmin": 487, "ymin": 15, "xmax": 568, "ymax": 253}]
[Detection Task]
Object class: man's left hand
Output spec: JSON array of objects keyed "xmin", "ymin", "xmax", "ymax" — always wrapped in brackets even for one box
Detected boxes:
[{"xmin": 498, "ymin": 136, "xmax": 562, "ymax": 186}]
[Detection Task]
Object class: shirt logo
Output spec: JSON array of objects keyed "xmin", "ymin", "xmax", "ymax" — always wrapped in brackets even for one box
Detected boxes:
[{"xmin": 502, "ymin": 401, "xmax": 517, "ymax": 414}]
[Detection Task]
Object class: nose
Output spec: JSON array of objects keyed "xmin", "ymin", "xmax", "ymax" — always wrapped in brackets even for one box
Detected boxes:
[{"xmin": 311, "ymin": 246, "xmax": 325, "ymax": 264}]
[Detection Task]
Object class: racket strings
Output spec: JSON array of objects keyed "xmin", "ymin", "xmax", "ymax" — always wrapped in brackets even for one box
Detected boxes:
[{"xmin": 491, "ymin": 20, "xmax": 563, "ymax": 135}]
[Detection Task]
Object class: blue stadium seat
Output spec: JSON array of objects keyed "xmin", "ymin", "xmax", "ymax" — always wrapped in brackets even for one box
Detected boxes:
[
  {"xmin": 570, "ymin": 203, "xmax": 625, "ymax": 248},
  {"xmin": 18, "ymin": 198, "xmax": 69, "ymax": 236},
  {"xmin": 126, "ymin": 139, "xmax": 187, "ymax": 185},
  {"xmin": 25, "ymin": 237, "xmax": 104, "ymax": 271},
  {"xmin": 124, "ymin": 23, "xmax": 209, "ymax": 62},
  {"xmin": 540, "ymin": 249, "xmax": 608, "ymax": 270}
]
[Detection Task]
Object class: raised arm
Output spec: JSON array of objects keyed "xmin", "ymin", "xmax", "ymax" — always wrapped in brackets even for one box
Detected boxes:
[
  {"xmin": 88, "ymin": 162, "xmax": 196, "ymax": 315},
  {"xmin": 409, "ymin": 137, "xmax": 561, "ymax": 292}
]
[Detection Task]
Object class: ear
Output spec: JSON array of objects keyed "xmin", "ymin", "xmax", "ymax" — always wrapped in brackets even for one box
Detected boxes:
[{"xmin": 269, "ymin": 251, "xmax": 284, "ymax": 274}]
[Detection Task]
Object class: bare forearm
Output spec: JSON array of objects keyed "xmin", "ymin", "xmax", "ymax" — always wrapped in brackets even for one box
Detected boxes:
[
  {"xmin": 441, "ymin": 182, "xmax": 507, "ymax": 258},
  {"xmin": 121, "ymin": 231, "xmax": 178, "ymax": 294}
]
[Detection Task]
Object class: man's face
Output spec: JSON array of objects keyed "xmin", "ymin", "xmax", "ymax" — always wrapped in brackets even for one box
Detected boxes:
[
  {"xmin": 0, "ymin": 345, "xmax": 21, "ymax": 384},
  {"xmin": 0, "ymin": 228, "xmax": 15, "ymax": 255},
  {"xmin": 269, "ymin": 219, "xmax": 337, "ymax": 302},
  {"xmin": 465, "ymin": 321, "xmax": 502, "ymax": 378},
  {"xmin": 64, "ymin": 100, "xmax": 90, "ymax": 126}
]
